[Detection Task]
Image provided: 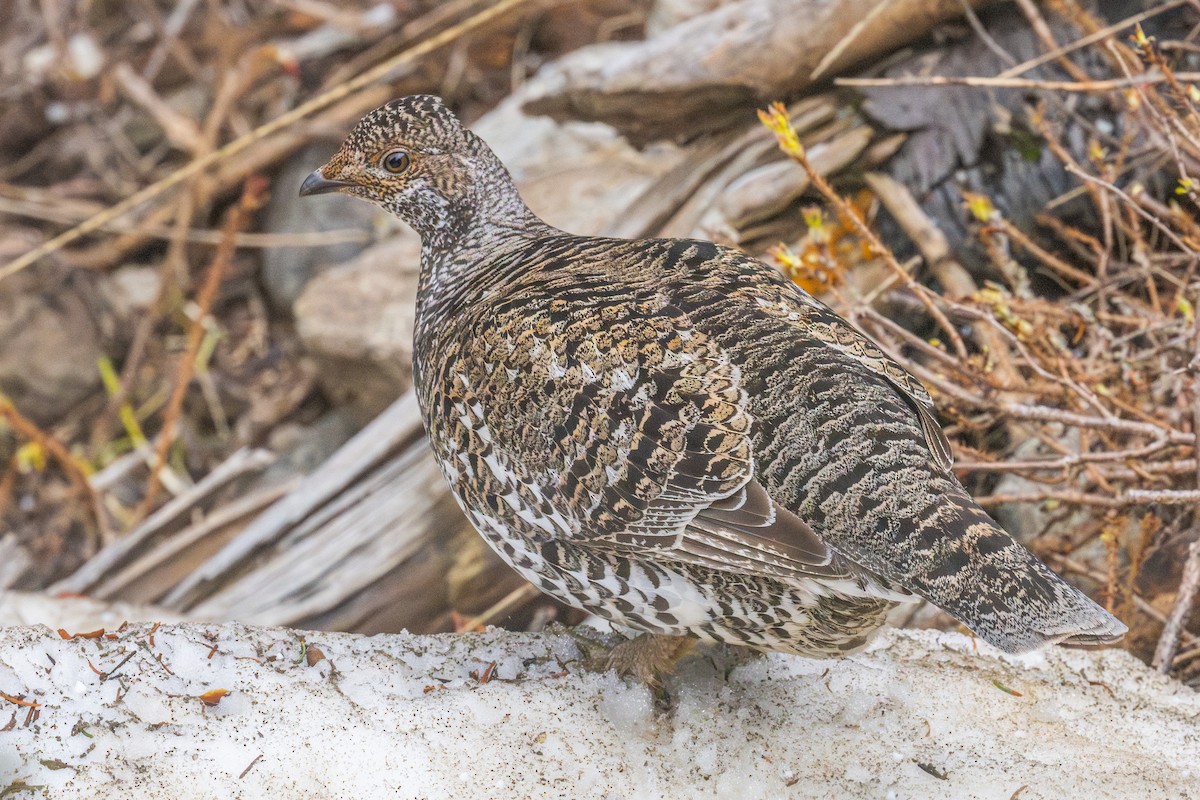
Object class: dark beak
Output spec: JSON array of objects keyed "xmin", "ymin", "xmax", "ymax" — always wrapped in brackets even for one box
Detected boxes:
[{"xmin": 299, "ymin": 169, "xmax": 355, "ymax": 197}]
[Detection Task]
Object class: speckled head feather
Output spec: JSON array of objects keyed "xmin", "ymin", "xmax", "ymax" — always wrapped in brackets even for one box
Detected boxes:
[
  {"xmin": 303, "ymin": 95, "xmax": 535, "ymax": 249},
  {"xmin": 348, "ymin": 95, "xmax": 469, "ymax": 155}
]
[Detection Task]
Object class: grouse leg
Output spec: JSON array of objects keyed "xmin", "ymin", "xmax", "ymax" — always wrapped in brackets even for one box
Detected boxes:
[{"xmin": 604, "ymin": 633, "xmax": 697, "ymax": 686}]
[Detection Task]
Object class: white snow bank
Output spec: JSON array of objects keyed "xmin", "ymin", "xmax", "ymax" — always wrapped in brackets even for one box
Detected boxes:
[
  {"xmin": 0, "ymin": 622, "xmax": 1192, "ymax": 799},
  {"xmin": 0, "ymin": 590, "xmax": 189, "ymax": 631}
]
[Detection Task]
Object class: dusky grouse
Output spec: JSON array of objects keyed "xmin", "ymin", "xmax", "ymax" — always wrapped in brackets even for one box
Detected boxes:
[{"xmin": 299, "ymin": 95, "xmax": 1125, "ymax": 677}]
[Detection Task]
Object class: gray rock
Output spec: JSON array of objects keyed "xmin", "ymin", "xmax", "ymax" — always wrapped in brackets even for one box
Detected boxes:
[
  {"xmin": 95, "ymin": 265, "xmax": 161, "ymax": 336},
  {"xmin": 261, "ymin": 407, "xmax": 361, "ymax": 486},
  {"xmin": 0, "ymin": 535, "xmax": 34, "ymax": 590},
  {"xmin": 0, "ymin": 264, "xmax": 160, "ymax": 424},
  {"xmin": 0, "ymin": 270, "xmax": 105, "ymax": 422},
  {"xmin": 294, "ymin": 232, "xmax": 421, "ymax": 417},
  {"xmin": 991, "ymin": 429, "xmax": 1091, "ymax": 547},
  {"xmin": 262, "ymin": 142, "xmax": 387, "ymax": 312}
]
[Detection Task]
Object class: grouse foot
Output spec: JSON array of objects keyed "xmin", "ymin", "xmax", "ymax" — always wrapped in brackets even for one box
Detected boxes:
[{"xmin": 603, "ymin": 633, "xmax": 697, "ymax": 687}]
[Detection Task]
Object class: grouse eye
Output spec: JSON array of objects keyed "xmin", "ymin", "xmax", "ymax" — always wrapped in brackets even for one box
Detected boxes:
[{"xmin": 382, "ymin": 150, "xmax": 411, "ymax": 173}]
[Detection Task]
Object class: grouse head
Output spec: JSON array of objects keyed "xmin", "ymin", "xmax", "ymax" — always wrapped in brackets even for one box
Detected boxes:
[{"xmin": 299, "ymin": 95, "xmax": 512, "ymax": 242}]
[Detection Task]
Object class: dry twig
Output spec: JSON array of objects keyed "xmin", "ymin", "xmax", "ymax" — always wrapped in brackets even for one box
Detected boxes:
[
  {"xmin": 134, "ymin": 178, "xmax": 267, "ymax": 522},
  {"xmin": 0, "ymin": 0, "xmax": 542, "ymax": 283},
  {"xmin": 1153, "ymin": 539, "xmax": 1200, "ymax": 672}
]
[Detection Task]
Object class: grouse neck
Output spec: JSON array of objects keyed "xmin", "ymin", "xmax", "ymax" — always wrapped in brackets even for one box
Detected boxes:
[
  {"xmin": 428, "ymin": 183, "xmax": 545, "ymax": 262},
  {"xmin": 413, "ymin": 155, "xmax": 556, "ymax": 358},
  {"xmin": 416, "ymin": 210, "xmax": 550, "ymax": 321},
  {"xmin": 419, "ymin": 177, "xmax": 548, "ymax": 292}
]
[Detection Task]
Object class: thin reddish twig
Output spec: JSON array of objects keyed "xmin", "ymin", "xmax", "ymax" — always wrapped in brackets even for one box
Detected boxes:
[{"xmin": 134, "ymin": 177, "xmax": 268, "ymax": 522}]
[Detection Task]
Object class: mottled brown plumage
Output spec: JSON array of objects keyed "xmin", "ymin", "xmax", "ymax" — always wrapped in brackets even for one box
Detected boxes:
[{"xmin": 300, "ymin": 95, "xmax": 1126, "ymax": 660}]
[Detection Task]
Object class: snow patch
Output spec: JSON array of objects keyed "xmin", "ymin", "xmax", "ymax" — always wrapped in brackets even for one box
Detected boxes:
[{"xmin": 0, "ymin": 623, "xmax": 1195, "ymax": 799}]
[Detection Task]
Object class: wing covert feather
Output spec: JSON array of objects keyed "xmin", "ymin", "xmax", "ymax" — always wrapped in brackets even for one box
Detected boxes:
[
  {"xmin": 462, "ymin": 295, "xmax": 846, "ymax": 582},
  {"xmin": 740, "ymin": 275, "xmax": 954, "ymax": 472}
]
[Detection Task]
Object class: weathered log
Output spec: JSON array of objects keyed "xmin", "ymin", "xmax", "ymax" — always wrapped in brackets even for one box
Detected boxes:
[{"xmin": 523, "ymin": 0, "xmax": 994, "ymax": 144}]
